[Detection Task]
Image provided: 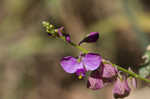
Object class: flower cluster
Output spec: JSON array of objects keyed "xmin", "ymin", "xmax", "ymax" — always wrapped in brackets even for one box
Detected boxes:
[
  {"xmin": 42, "ymin": 22, "xmax": 137, "ymax": 99},
  {"xmin": 61, "ymin": 55, "xmax": 135, "ymax": 99}
]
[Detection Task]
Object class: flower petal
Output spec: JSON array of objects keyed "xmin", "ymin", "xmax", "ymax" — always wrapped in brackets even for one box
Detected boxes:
[
  {"xmin": 58, "ymin": 27, "xmax": 64, "ymax": 36},
  {"xmin": 87, "ymin": 76, "xmax": 104, "ymax": 90},
  {"xmin": 60, "ymin": 56, "xmax": 82, "ymax": 73},
  {"xmin": 76, "ymin": 68, "xmax": 86, "ymax": 76},
  {"xmin": 83, "ymin": 53, "xmax": 102, "ymax": 71},
  {"xmin": 79, "ymin": 32, "xmax": 99, "ymax": 45},
  {"xmin": 87, "ymin": 70, "xmax": 104, "ymax": 89}
]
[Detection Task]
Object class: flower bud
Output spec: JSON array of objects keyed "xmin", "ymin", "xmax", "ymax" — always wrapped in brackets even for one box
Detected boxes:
[
  {"xmin": 113, "ymin": 78, "xmax": 131, "ymax": 98},
  {"xmin": 58, "ymin": 27, "xmax": 64, "ymax": 36},
  {"xmin": 79, "ymin": 32, "xmax": 99, "ymax": 45},
  {"xmin": 64, "ymin": 34, "xmax": 71, "ymax": 43}
]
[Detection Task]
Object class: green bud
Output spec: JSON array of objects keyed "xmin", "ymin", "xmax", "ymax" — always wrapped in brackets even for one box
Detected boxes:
[
  {"xmin": 49, "ymin": 24, "xmax": 54, "ymax": 28},
  {"xmin": 42, "ymin": 21, "xmax": 50, "ymax": 27},
  {"xmin": 54, "ymin": 29, "xmax": 58, "ymax": 33}
]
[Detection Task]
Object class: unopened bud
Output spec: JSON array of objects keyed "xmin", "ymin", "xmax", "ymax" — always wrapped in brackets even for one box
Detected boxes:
[{"xmin": 42, "ymin": 21, "xmax": 49, "ymax": 27}]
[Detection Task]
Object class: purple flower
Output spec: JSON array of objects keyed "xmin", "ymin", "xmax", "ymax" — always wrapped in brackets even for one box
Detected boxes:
[
  {"xmin": 113, "ymin": 78, "xmax": 131, "ymax": 98},
  {"xmin": 87, "ymin": 63, "xmax": 118, "ymax": 90},
  {"xmin": 79, "ymin": 32, "xmax": 99, "ymax": 45},
  {"xmin": 58, "ymin": 27, "xmax": 71, "ymax": 43},
  {"xmin": 87, "ymin": 70, "xmax": 104, "ymax": 90},
  {"xmin": 60, "ymin": 53, "xmax": 102, "ymax": 78}
]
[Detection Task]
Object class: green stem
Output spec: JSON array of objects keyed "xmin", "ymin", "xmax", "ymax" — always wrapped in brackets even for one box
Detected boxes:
[
  {"xmin": 113, "ymin": 64, "xmax": 150, "ymax": 83},
  {"xmin": 60, "ymin": 36, "xmax": 88, "ymax": 54},
  {"xmin": 60, "ymin": 36, "xmax": 150, "ymax": 83}
]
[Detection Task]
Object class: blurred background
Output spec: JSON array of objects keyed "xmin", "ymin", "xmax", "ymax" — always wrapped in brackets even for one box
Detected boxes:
[{"xmin": 0, "ymin": 0, "xmax": 150, "ymax": 99}]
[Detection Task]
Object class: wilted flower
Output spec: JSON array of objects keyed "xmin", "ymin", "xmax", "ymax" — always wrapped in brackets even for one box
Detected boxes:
[
  {"xmin": 79, "ymin": 32, "xmax": 99, "ymax": 45},
  {"xmin": 101, "ymin": 63, "xmax": 118, "ymax": 79},
  {"xmin": 87, "ymin": 63, "xmax": 118, "ymax": 90},
  {"xmin": 113, "ymin": 78, "xmax": 131, "ymax": 98},
  {"xmin": 87, "ymin": 70, "xmax": 104, "ymax": 90},
  {"xmin": 60, "ymin": 53, "xmax": 102, "ymax": 79}
]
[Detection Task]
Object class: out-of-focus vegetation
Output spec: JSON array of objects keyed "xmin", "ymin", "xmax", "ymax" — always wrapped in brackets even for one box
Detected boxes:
[{"xmin": 0, "ymin": 0, "xmax": 150, "ymax": 99}]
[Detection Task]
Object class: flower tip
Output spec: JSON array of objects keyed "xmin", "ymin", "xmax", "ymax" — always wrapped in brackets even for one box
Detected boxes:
[
  {"xmin": 42, "ymin": 21, "xmax": 49, "ymax": 27},
  {"xmin": 90, "ymin": 32, "xmax": 99, "ymax": 35},
  {"xmin": 58, "ymin": 27, "xmax": 64, "ymax": 36},
  {"xmin": 79, "ymin": 32, "xmax": 99, "ymax": 45}
]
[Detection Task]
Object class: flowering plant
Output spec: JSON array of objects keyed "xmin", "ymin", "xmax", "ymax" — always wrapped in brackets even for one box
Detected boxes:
[{"xmin": 42, "ymin": 21, "xmax": 150, "ymax": 99}]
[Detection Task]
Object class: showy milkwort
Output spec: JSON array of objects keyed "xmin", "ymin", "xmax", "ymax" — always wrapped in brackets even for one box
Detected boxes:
[
  {"xmin": 59, "ymin": 27, "xmax": 101, "ymax": 78},
  {"xmin": 42, "ymin": 22, "xmax": 148, "ymax": 99},
  {"xmin": 60, "ymin": 53, "xmax": 102, "ymax": 79},
  {"xmin": 43, "ymin": 22, "xmax": 102, "ymax": 79}
]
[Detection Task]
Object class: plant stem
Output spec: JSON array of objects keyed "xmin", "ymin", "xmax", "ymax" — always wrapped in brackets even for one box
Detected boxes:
[
  {"xmin": 60, "ymin": 36, "xmax": 89, "ymax": 54},
  {"xmin": 43, "ymin": 22, "xmax": 150, "ymax": 83},
  {"xmin": 113, "ymin": 64, "xmax": 150, "ymax": 83},
  {"xmin": 60, "ymin": 36, "xmax": 150, "ymax": 83}
]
